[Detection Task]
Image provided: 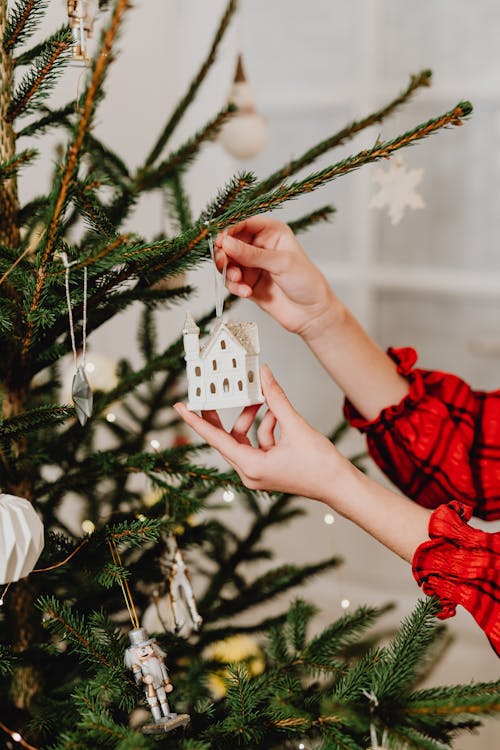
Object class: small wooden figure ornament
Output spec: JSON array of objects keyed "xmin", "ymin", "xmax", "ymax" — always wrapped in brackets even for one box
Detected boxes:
[
  {"xmin": 67, "ymin": 0, "xmax": 99, "ymax": 66},
  {"xmin": 183, "ymin": 312, "xmax": 264, "ymax": 411},
  {"xmin": 161, "ymin": 535, "xmax": 202, "ymax": 634},
  {"xmin": 124, "ymin": 626, "xmax": 189, "ymax": 734}
]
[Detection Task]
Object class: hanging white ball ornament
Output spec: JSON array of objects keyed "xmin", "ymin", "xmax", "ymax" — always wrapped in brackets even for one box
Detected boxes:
[
  {"xmin": 219, "ymin": 56, "xmax": 268, "ymax": 160},
  {"xmin": 0, "ymin": 494, "xmax": 44, "ymax": 584}
]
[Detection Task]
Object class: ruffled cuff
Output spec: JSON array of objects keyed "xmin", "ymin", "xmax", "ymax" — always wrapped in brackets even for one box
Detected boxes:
[
  {"xmin": 412, "ymin": 501, "xmax": 500, "ymax": 655},
  {"xmin": 343, "ymin": 347, "xmax": 427, "ymax": 433}
]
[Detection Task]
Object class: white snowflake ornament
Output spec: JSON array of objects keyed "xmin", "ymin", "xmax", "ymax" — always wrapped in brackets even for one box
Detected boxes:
[
  {"xmin": 369, "ymin": 155, "xmax": 425, "ymax": 225},
  {"xmin": 183, "ymin": 313, "xmax": 264, "ymax": 411}
]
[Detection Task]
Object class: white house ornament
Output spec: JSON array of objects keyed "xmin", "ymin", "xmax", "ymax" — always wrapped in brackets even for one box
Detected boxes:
[
  {"xmin": 0, "ymin": 494, "xmax": 44, "ymax": 585},
  {"xmin": 369, "ymin": 155, "xmax": 425, "ymax": 225},
  {"xmin": 124, "ymin": 626, "xmax": 189, "ymax": 734},
  {"xmin": 218, "ymin": 55, "xmax": 268, "ymax": 160},
  {"xmin": 183, "ymin": 312, "xmax": 264, "ymax": 411}
]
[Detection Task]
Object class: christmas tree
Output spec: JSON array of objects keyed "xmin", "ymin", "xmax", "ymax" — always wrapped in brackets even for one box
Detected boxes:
[{"xmin": 0, "ymin": 1, "xmax": 499, "ymax": 748}]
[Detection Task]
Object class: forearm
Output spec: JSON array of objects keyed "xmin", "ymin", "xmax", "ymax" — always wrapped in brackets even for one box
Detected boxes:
[
  {"xmin": 325, "ymin": 456, "xmax": 431, "ymax": 563},
  {"xmin": 303, "ymin": 297, "xmax": 409, "ymax": 421}
]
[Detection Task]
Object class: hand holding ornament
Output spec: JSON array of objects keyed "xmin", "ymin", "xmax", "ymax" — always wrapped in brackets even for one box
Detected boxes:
[
  {"xmin": 214, "ymin": 216, "xmax": 336, "ymax": 343},
  {"xmin": 174, "ymin": 365, "xmax": 430, "ymax": 565}
]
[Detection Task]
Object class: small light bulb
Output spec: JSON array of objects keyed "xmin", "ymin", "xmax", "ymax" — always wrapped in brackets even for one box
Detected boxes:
[
  {"xmin": 106, "ymin": 412, "xmax": 116, "ymax": 423},
  {"xmin": 82, "ymin": 519, "xmax": 95, "ymax": 533},
  {"xmin": 12, "ymin": 733, "xmax": 22, "ymax": 742},
  {"xmin": 85, "ymin": 361, "xmax": 96, "ymax": 373},
  {"xmin": 150, "ymin": 439, "xmax": 160, "ymax": 450},
  {"xmin": 341, "ymin": 598, "xmax": 350, "ymax": 610},
  {"xmin": 298, "ymin": 744, "xmax": 306, "ymax": 750},
  {"xmin": 324, "ymin": 513, "xmax": 335, "ymax": 525},
  {"xmin": 223, "ymin": 489, "xmax": 235, "ymax": 503},
  {"xmin": 136, "ymin": 514, "xmax": 146, "ymax": 521}
]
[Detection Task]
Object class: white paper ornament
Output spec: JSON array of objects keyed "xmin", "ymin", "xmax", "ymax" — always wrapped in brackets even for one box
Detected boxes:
[
  {"xmin": 183, "ymin": 313, "xmax": 264, "ymax": 411},
  {"xmin": 219, "ymin": 56, "xmax": 268, "ymax": 160},
  {"xmin": 369, "ymin": 155, "xmax": 425, "ymax": 225},
  {"xmin": 0, "ymin": 494, "xmax": 44, "ymax": 585}
]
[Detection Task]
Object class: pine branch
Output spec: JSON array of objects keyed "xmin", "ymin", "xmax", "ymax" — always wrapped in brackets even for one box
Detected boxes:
[
  {"xmin": 0, "ymin": 404, "xmax": 73, "ymax": 441},
  {"xmin": 370, "ymin": 598, "xmax": 443, "ymax": 701},
  {"xmin": 198, "ymin": 171, "xmax": 256, "ymax": 224},
  {"xmin": 0, "ymin": 147, "xmax": 37, "ymax": 181},
  {"xmin": 37, "ymin": 596, "xmax": 114, "ymax": 669},
  {"xmin": 206, "ymin": 558, "xmax": 341, "ymax": 622},
  {"xmin": 137, "ymin": 104, "xmax": 236, "ymax": 191},
  {"xmin": 212, "ymin": 101, "xmax": 473, "ymax": 230},
  {"xmin": 22, "ymin": 0, "xmax": 132, "ymax": 360},
  {"xmin": 0, "ymin": 644, "xmax": 17, "ymax": 675},
  {"xmin": 300, "ymin": 604, "xmax": 394, "ymax": 674},
  {"xmin": 288, "ymin": 205, "xmax": 336, "ymax": 235},
  {"xmin": 7, "ymin": 27, "xmax": 72, "ymax": 122},
  {"xmin": 145, "ymin": 0, "xmax": 238, "ymax": 166},
  {"xmin": 16, "ymin": 101, "xmax": 76, "ymax": 139},
  {"xmin": 73, "ymin": 180, "xmax": 118, "ymax": 239},
  {"xmin": 164, "ymin": 171, "xmax": 193, "ymax": 233},
  {"xmin": 3, "ymin": 0, "xmax": 47, "ymax": 52},
  {"xmin": 53, "ymin": 99, "xmax": 469, "ymax": 315},
  {"xmin": 252, "ymin": 68, "xmax": 433, "ymax": 197}
]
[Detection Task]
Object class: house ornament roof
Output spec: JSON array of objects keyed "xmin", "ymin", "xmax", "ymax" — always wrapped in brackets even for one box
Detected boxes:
[
  {"xmin": 200, "ymin": 319, "xmax": 260, "ymax": 358},
  {"xmin": 183, "ymin": 311, "xmax": 200, "ymax": 335}
]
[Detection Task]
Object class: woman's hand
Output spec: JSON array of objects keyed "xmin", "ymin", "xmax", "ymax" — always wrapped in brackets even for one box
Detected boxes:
[
  {"xmin": 215, "ymin": 216, "xmax": 338, "ymax": 342},
  {"xmin": 174, "ymin": 364, "xmax": 343, "ymax": 501},
  {"xmin": 174, "ymin": 365, "xmax": 431, "ymax": 563}
]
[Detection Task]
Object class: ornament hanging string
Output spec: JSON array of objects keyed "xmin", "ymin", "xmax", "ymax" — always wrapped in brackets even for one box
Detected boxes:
[
  {"xmin": 205, "ymin": 223, "xmax": 227, "ymax": 318},
  {"xmin": 108, "ymin": 537, "xmax": 140, "ymax": 629},
  {"xmin": 58, "ymin": 252, "xmax": 88, "ymax": 370},
  {"xmin": 0, "ymin": 581, "xmax": 12, "ymax": 606},
  {"xmin": 75, "ymin": 67, "xmax": 87, "ymax": 115},
  {"xmin": 361, "ymin": 689, "xmax": 388, "ymax": 749}
]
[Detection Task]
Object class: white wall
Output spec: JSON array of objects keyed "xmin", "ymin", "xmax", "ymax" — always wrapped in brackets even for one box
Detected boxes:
[{"xmin": 25, "ymin": 2, "xmax": 500, "ymax": 747}]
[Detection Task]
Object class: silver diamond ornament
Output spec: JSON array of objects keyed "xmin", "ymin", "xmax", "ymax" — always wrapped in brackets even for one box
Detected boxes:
[{"xmin": 72, "ymin": 366, "xmax": 93, "ymax": 425}]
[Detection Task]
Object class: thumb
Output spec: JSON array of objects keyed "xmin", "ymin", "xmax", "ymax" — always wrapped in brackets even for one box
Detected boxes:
[
  {"xmin": 260, "ymin": 365, "xmax": 300, "ymax": 423},
  {"xmin": 221, "ymin": 234, "xmax": 285, "ymax": 274}
]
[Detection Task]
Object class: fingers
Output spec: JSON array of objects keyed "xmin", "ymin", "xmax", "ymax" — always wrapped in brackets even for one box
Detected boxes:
[
  {"xmin": 216, "ymin": 216, "xmax": 283, "ymax": 242},
  {"xmin": 230, "ymin": 403, "xmax": 262, "ymax": 443},
  {"xmin": 201, "ymin": 410, "xmax": 223, "ymax": 429},
  {"xmin": 260, "ymin": 364, "xmax": 301, "ymax": 424},
  {"xmin": 214, "ymin": 250, "xmax": 258, "ymax": 298},
  {"xmin": 217, "ymin": 234, "xmax": 285, "ymax": 274},
  {"xmin": 257, "ymin": 408, "xmax": 277, "ymax": 450},
  {"xmin": 173, "ymin": 402, "xmax": 255, "ymax": 467}
]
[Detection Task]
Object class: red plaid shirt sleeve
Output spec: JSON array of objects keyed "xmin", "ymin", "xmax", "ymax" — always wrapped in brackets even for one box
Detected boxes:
[
  {"xmin": 412, "ymin": 501, "xmax": 500, "ymax": 655},
  {"xmin": 343, "ymin": 346, "xmax": 500, "ymax": 521}
]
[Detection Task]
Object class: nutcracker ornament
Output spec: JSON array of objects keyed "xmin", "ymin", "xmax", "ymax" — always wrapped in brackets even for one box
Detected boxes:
[
  {"xmin": 124, "ymin": 627, "xmax": 189, "ymax": 734},
  {"xmin": 67, "ymin": 1, "xmax": 99, "ymax": 66},
  {"xmin": 161, "ymin": 535, "xmax": 203, "ymax": 634}
]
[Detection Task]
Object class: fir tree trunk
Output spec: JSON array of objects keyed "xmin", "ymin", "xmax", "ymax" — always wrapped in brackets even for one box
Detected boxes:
[
  {"xmin": 0, "ymin": 0, "xmax": 19, "ymax": 249},
  {"xmin": 1, "ymin": 1, "xmax": 43, "ymax": 718}
]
